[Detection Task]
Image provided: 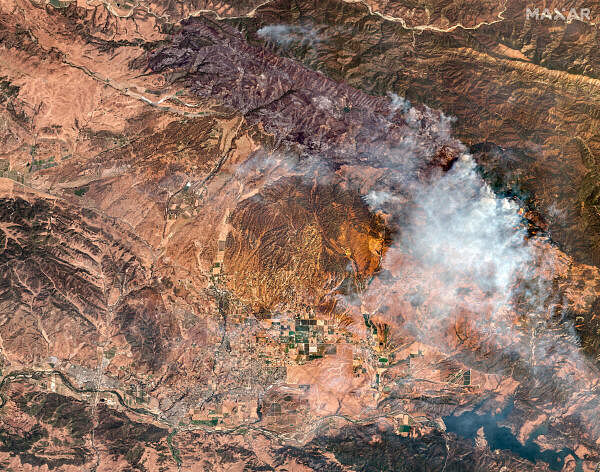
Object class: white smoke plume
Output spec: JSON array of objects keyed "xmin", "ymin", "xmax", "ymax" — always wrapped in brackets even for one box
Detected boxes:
[
  {"xmin": 257, "ymin": 24, "xmax": 323, "ymax": 49},
  {"xmin": 388, "ymin": 92, "xmax": 456, "ymax": 141},
  {"xmin": 402, "ymin": 153, "xmax": 531, "ymax": 308},
  {"xmin": 228, "ymin": 87, "xmax": 600, "ymax": 447},
  {"xmin": 357, "ymin": 98, "xmax": 600, "ymax": 440}
]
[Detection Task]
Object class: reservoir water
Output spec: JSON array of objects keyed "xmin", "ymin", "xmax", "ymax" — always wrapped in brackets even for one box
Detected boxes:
[{"xmin": 443, "ymin": 399, "xmax": 583, "ymax": 471}]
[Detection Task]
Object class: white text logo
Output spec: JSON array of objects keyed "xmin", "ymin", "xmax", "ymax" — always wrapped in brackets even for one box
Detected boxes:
[{"xmin": 526, "ymin": 7, "xmax": 591, "ymax": 22}]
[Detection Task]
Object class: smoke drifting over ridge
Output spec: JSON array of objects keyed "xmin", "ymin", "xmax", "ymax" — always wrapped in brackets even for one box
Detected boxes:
[
  {"xmin": 401, "ymin": 154, "xmax": 531, "ymax": 313},
  {"xmin": 218, "ymin": 64, "xmax": 600, "ymax": 453},
  {"xmin": 257, "ymin": 23, "xmax": 323, "ymax": 49},
  {"xmin": 232, "ymin": 92, "xmax": 600, "ymax": 433},
  {"xmin": 358, "ymin": 96, "xmax": 600, "ymax": 437},
  {"xmin": 184, "ymin": 13, "xmax": 600, "ymax": 427}
]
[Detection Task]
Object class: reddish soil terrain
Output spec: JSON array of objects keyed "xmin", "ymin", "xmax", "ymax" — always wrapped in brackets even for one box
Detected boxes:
[{"xmin": 0, "ymin": 0, "xmax": 599, "ymax": 471}]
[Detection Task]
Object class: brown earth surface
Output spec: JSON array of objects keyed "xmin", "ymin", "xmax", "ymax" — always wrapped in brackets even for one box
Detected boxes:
[{"xmin": 0, "ymin": 0, "xmax": 600, "ymax": 471}]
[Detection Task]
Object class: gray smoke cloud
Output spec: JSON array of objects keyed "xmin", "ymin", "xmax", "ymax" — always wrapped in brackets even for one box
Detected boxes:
[
  {"xmin": 358, "ymin": 98, "xmax": 600, "ymax": 442},
  {"xmin": 388, "ymin": 92, "xmax": 456, "ymax": 140},
  {"xmin": 402, "ymin": 153, "xmax": 531, "ymax": 309},
  {"xmin": 229, "ymin": 85, "xmax": 600, "ymax": 443},
  {"xmin": 226, "ymin": 82, "xmax": 600, "ymax": 451},
  {"xmin": 232, "ymin": 88, "xmax": 589, "ymax": 363},
  {"xmin": 257, "ymin": 24, "xmax": 323, "ymax": 49}
]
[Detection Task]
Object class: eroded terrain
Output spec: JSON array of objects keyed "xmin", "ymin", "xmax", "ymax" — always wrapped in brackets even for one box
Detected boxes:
[{"xmin": 0, "ymin": 0, "xmax": 600, "ymax": 471}]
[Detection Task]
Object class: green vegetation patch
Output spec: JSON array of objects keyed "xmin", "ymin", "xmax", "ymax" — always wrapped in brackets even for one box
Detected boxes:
[
  {"xmin": 74, "ymin": 186, "xmax": 89, "ymax": 196},
  {"xmin": 104, "ymin": 346, "xmax": 117, "ymax": 359},
  {"xmin": 166, "ymin": 430, "xmax": 182, "ymax": 466},
  {"xmin": 191, "ymin": 418, "xmax": 218, "ymax": 426},
  {"xmin": 49, "ymin": 0, "xmax": 71, "ymax": 8}
]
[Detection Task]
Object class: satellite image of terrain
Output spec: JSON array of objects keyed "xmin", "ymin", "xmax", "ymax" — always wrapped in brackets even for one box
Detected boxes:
[{"xmin": 2, "ymin": 0, "xmax": 600, "ymax": 470}]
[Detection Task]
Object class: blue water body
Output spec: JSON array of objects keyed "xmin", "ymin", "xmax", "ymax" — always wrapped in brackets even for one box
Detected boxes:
[{"xmin": 443, "ymin": 399, "xmax": 583, "ymax": 471}]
